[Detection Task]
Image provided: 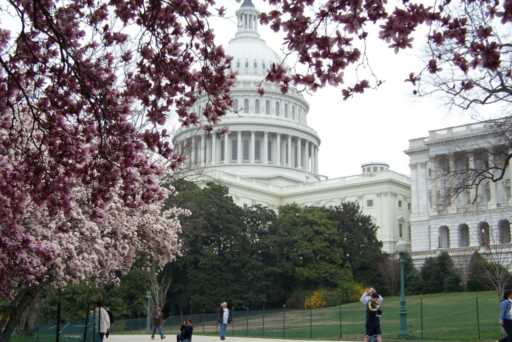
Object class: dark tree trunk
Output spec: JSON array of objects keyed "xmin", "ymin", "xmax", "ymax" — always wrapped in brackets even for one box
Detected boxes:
[{"xmin": 0, "ymin": 288, "xmax": 40, "ymax": 342}]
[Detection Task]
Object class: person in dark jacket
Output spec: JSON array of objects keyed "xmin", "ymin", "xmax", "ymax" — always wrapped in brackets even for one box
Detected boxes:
[
  {"xmin": 183, "ymin": 320, "xmax": 193, "ymax": 342},
  {"xmin": 217, "ymin": 302, "xmax": 231, "ymax": 340},
  {"xmin": 151, "ymin": 306, "xmax": 166, "ymax": 340},
  {"xmin": 365, "ymin": 292, "xmax": 383, "ymax": 342}
]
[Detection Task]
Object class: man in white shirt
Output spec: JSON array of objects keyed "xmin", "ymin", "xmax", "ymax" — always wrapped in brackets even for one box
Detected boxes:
[
  {"xmin": 94, "ymin": 301, "xmax": 111, "ymax": 342},
  {"xmin": 217, "ymin": 302, "xmax": 230, "ymax": 340}
]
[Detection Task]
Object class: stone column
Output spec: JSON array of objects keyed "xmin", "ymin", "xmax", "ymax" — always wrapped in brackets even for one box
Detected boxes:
[
  {"xmin": 430, "ymin": 158, "xmax": 438, "ymax": 214},
  {"xmin": 263, "ymin": 132, "xmax": 268, "ymax": 164},
  {"xmin": 297, "ymin": 138, "xmax": 302, "ymax": 169},
  {"xmin": 190, "ymin": 137, "xmax": 196, "ymax": 166},
  {"xmin": 276, "ymin": 133, "xmax": 281, "ymax": 166},
  {"xmin": 488, "ymin": 151, "xmax": 497, "ymax": 209},
  {"xmin": 250, "ymin": 131, "xmax": 255, "ymax": 163},
  {"xmin": 313, "ymin": 145, "xmax": 318, "ymax": 175},
  {"xmin": 211, "ymin": 133, "xmax": 217, "ymax": 164},
  {"xmin": 308, "ymin": 142, "xmax": 313, "ymax": 172},
  {"xmin": 223, "ymin": 133, "xmax": 228, "ymax": 163},
  {"xmin": 237, "ymin": 131, "xmax": 242, "ymax": 163},
  {"xmin": 448, "ymin": 154, "xmax": 456, "ymax": 213},
  {"xmin": 468, "ymin": 152, "xmax": 476, "ymax": 202},
  {"xmin": 200, "ymin": 134, "xmax": 206, "ymax": 167},
  {"xmin": 287, "ymin": 135, "xmax": 292, "ymax": 167}
]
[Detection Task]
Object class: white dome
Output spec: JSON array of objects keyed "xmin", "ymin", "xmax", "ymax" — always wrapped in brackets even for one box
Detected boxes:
[
  {"xmin": 227, "ymin": 37, "xmax": 281, "ymax": 77},
  {"xmin": 226, "ymin": 0, "xmax": 284, "ymax": 77}
]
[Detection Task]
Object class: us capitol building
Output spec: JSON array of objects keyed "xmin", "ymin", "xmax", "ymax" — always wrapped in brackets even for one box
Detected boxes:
[
  {"xmin": 173, "ymin": 0, "xmax": 411, "ymax": 254},
  {"xmin": 173, "ymin": 0, "xmax": 512, "ymax": 264}
]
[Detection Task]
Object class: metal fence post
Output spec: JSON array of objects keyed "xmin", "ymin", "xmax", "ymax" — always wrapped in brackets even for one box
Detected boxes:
[
  {"xmin": 476, "ymin": 297, "xmax": 481, "ymax": 341},
  {"xmin": 338, "ymin": 303, "xmax": 342, "ymax": 339},
  {"xmin": 282, "ymin": 305, "xmax": 286, "ymax": 338},
  {"xmin": 309, "ymin": 308, "xmax": 313, "ymax": 339},
  {"xmin": 82, "ymin": 304, "xmax": 90, "ymax": 342},
  {"xmin": 246, "ymin": 308, "xmax": 249, "ymax": 337},
  {"xmin": 262, "ymin": 306, "xmax": 265, "ymax": 337},
  {"xmin": 56, "ymin": 294, "xmax": 61, "ymax": 342},
  {"xmin": 199, "ymin": 309, "xmax": 205, "ymax": 335},
  {"xmin": 420, "ymin": 297, "xmax": 424, "ymax": 340}
]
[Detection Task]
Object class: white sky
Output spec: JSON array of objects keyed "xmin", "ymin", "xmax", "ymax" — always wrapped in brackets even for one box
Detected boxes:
[{"xmin": 210, "ymin": 0, "xmax": 476, "ymax": 178}]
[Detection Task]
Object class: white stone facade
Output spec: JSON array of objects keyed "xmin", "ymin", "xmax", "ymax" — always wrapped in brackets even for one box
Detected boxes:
[
  {"xmin": 173, "ymin": 0, "xmax": 411, "ymax": 254},
  {"xmin": 406, "ymin": 121, "xmax": 512, "ymax": 268}
]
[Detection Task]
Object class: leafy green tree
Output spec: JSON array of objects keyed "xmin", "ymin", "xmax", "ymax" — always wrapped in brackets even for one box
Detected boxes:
[
  {"xmin": 166, "ymin": 181, "xmax": 270, "ymax": 312},
  {"xmin": 269, "ymin": 205, "xmax": 353, "ymax": 294},
  {"xmin": 466, "ymin": 252, "xmax": 494, "ymax": 291},
  {"xmin": 328, "ymin": 202, "xmax": 383, "ymax": 286},
  {"xmin": 421, "ymin": 252, "xmax": 461, "ymax": 293}
]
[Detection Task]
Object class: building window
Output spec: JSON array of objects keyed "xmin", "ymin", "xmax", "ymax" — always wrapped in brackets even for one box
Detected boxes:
[
  {"xmin": 292, "ymin": 105, "xmax": 296, "ymax": 120},
  {"xmin": 399, "ymin": 223, "xmax": 403, "ymax": 238},
  {"xmin": 220, "ymin": 139, "xmax": 225, "ymax": 161},
  {"xmin": 265, "ymin": 100, "xmax": 270, "ymax": 114},
  {"xmin": 284, "ymin": 103, "xmax": 289, "ymax": 117},
  {"xmin": 478, "ymin": 222, "xmax": 490, "ymax": 247},
  {"xmin": 255, "ymin": 139, "xmax": 261, "ymax": 161},
  {"xmin": 276, "ymin": 101, "xmax": 280, "ymax": 116},
  {"xmin": 458, "ymin": 224, "xmax": 470, "ymax": 247},
  {"xmin": 268, "ymin": 140, "xmax": 273, "ymax": 162},
  {"xmin": 255, "ymin": 99, "xmax": 260, "ymax": 114},
  {"xmin": 243, "ymin": 136, "xmax": 250, "ymax": 161},
  {"xmin": 439, "ymin": 225, "xmax": 450, "ymax": 249},
  {"xmin": 231, "ymin": 136, "xmax": 238, "ymax": 161},
  {"xmin": 407, "ymin": 202, "xmax": 411, "ymax": 210},
  {"xmin": 367, "ymin": 199, "xmax": 374, "ymax": 207},
  {"xmin": 499, "ymin": 219, "xmax": 511, "ymax": 244},
  {"xmin": 233, "ymin": 99, "xmax": 238, "ymax": 112},
  {"xmin": 398, "ymin": 200, "xmax": 402, "ymax": 208},
  {"xmin": 244, "ymin": 99, "xmax": 249, "ymax": 113}
]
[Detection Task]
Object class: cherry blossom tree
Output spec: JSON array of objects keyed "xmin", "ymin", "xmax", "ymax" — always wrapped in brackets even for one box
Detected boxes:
[
  {"xmin": 1, "ymin": 1, "xmax": 231, "ymax": 336},
  {"xmin": 0, "ymin": 189, "xmax": 187, "ymax": 341}
]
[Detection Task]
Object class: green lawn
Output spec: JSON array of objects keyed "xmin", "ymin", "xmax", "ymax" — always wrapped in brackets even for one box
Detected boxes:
[
  {"xmin": 13, "ymin": 291, "xmax": 503, "ymax": 342},
  {"xmin": 188, "ymin": 291, "xmax": 502, "ymax": 342}
]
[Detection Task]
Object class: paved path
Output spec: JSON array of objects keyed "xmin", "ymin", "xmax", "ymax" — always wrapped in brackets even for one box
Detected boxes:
[{"xmin": 107, "ymin": 335, "xmax": 357, "ymax": 342}]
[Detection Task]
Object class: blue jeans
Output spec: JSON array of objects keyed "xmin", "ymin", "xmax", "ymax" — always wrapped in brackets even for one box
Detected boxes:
[
  {"xmin": 96, "ymin": 333, "xmax": 105, "ymax": 342},
  {"xmin": 219, "ymin": 323, "xmax": 227, "ymax": 339},
  {"xmin": 152, "ymin": 325, "xmax": 164, "ymax": 338}
]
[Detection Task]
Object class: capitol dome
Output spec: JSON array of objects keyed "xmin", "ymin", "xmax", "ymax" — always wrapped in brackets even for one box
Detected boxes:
[
  {"xmin": 226, "ymin": 0, "xmax": 281, "ymax": 77},
  {"xmin": 173, "ymin": 0, "xmax": 321, "ymax": 186}
]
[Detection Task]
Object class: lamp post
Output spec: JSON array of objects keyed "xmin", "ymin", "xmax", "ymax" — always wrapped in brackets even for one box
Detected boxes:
[{"xmin": 396, "ymin": 239, "xmax": 409, "ymax": 338}]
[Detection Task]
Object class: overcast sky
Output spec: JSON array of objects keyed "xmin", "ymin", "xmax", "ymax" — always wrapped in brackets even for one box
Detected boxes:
[{"xmin": 210, "ymin": 0, "xmax": 477, "ymax": 178}]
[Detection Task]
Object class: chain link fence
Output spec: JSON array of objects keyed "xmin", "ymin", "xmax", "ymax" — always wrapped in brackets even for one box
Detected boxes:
[{"xmin": 9, "ymin": 293, "xmax": 504, "ymax": 342}]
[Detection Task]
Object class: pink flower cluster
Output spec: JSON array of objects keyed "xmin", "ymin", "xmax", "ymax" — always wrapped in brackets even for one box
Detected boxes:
[
  {"xmin": 261, "ymin": 0, "xmax": 512, "ymax": 102},
  {"xmin": 0, "ymin": 188, "xmax": 187, "ymax": 299}
]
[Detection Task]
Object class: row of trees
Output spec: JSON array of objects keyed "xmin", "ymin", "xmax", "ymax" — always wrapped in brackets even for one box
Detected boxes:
[{"xmin": 33, "ymin": 182, "xmax": 508, "ymax": 322}]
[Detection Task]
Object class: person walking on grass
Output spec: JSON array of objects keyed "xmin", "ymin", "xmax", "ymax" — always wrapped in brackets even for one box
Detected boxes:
[
  {"xmin": 217, "ymin": 302, "xmax": 231, "ymax": 340},
  {"xmin": 151, "ymin": 305, "xmax": 166, "ymax": 340},
  {"xmin": 500, "ymin": 290, "xmax": 512, "ymax": 342},
  {"xmin": 94, "ymin": 301, "xmax": 110, "ymax": 342},
  {"xmin": 360, "ymin": 288, "xmax": 383, "ymax": 342}
]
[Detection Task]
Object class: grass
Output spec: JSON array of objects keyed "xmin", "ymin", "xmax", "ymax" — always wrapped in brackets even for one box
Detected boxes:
[
  {"xmin": 171, "ymin": 291, "xmax": 502, "ymax": 342},
  {"xmin": 13, "ymin": 291, "xmax": 502, "ymax": 342}
]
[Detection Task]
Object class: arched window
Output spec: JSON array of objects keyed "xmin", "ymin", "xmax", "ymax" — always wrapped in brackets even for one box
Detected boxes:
[
  {"xmin": 478, "ymin": 222, "xmax": 490, "ymax": 247},
  {"xmin": 439, "ymin": 226, "xmax": 450, "ymax": 249},
  {"xmin": 499, "ymin": 219, "xmax": 511, "ymax": 244},
  {"xmin": 255, "ymin": 99, "xmax": 260, "ymax": 114},
  {"xmin": 265, "ymin": 100, "xmax": 270, "ymax": 114},
  {"xmin": 244, "ymin": 98, "xmax": 249, "ymax": 113},
  {"xmin": 458, "ymin": 224, "xmax": 470, "ymax": 247}
]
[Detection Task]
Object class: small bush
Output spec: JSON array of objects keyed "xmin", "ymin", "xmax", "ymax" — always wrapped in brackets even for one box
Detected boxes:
[{"xmin": 304, "ymin": 290, "xmax": 327, "ymax": 309}]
